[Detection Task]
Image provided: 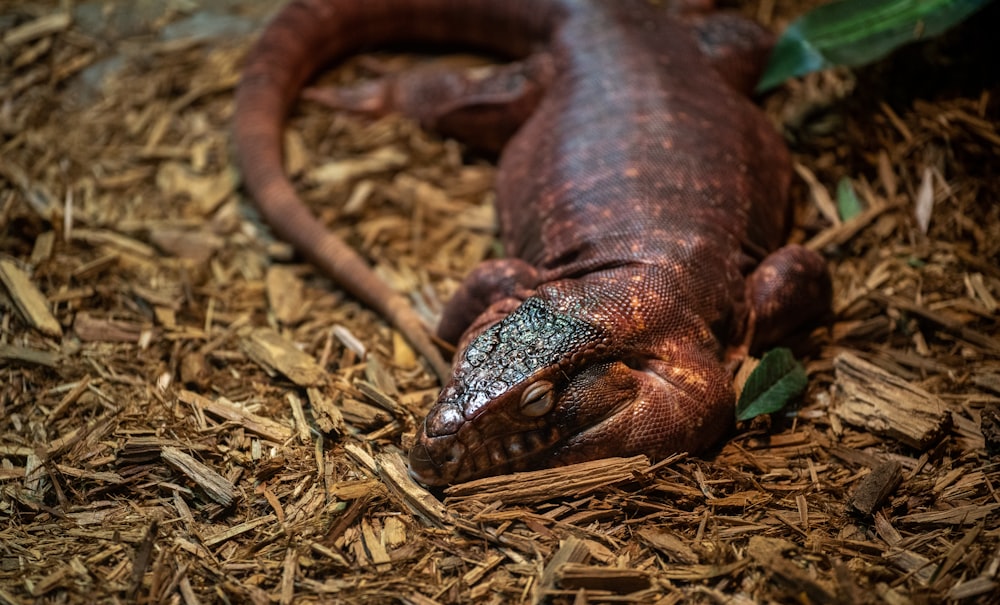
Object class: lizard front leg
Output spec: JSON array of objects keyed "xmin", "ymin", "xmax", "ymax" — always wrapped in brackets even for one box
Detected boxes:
[
  {"xmin": 745, "ymin": 243, "xmax": 831, "ymax": 352},
  {"xmin": 436, "ymin": 257, "xmax": 541, "ymax": 347}
]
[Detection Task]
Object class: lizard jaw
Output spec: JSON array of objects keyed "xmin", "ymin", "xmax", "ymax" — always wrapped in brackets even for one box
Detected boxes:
[{"xmin": 408, "ymin": 420, "xmax": 563, "ymax": 486}]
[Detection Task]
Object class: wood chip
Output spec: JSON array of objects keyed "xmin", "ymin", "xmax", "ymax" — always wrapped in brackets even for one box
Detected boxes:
[
  {"xmin": 659, "ymin": 558, "xmax": 749, "ymax": 581},
  {"xmin": 897, "ymin": 503, "xmax": 1000, "ymax": 525},
  {"xmin": 946, "ymin": 576, "xmax": 999, "ymax": 600},
  {"xmin": 805, "ymin": 200, "xmax": 901, "ymax": 252},
  {"xmin": 307, "ymin": 147, "xmax": 409, "ymax": 186},
  {"xmin": 708, "ymin": 490, "xmax": 771, "ymax": 508},
  {"xmin": 0, "ymin": 258, "xmax": 62, "ymax": 337},
  {"xmin": 73, "ymin": 312, "xmax": 151, "ymax": 343},
  {"xmin": 3, "ymin": 12, "xmax": 71, "ymax": 47},
  {"xmin": 556, "ymin": 563, "xmax": 651, "ymax": 593},
  {"xmin": 637, "ymin": 528, "xmax": 699, "ymax": 564},
  {"xmin": 279, "ymin": 547, "xmax": 297, "ymax": 605},
  {"xmin": 372, "ymin": 450, "xmax": 449, "ymax": 528},
  {"xmin": 535, "ymin": 536, "xmax": 590, "ymax": 604},
  {"xmin": 794, "ymin": 163, "xmax": 839, "ymax": 225},
  {"xmin": 873, "ymin": 292, "xmax": 1000, "ymax": 355},
  {"xmin": 148, "ymin": 228, "xmax": 223, "ymax": 262},
  {"xmin": 155, "ymin": 162, "xmax": 234, "ymax": 215},
  {"xmin": 360, "ymin": 518, "xmax": 391, "ymax": 572},
  {"xmin": 266, "ymin": 266, "xmax": 307, "ymax": 324},
  {"xmin": 179, "ymin": 390, "xmax": 293, "ymax": 443},
  {"xmin": 29, "ymin": 230, "xmax": 55, "ymax": 264},
  {"xmin": 444, "ymin": 456, "xmax": 651, "ymax": 505},
  {"xmin": 884, "ymin": 547, "xmax": 936, "ymax": 584},
  {"xmin": 70, "ymin": 228, "xmax": 157, "ymax": 258},
  {"xmin": 850, "ymin": 460, "xmax": 903, "ymax": 515},
  {"xmin": 127, "ymin": 521, "xmax": 158, "ymax": 601},
  {"xmin": 748, "ymin": 536, "xmax": 836, "ymax": 602},
  {"xmin": 287, "ymin": 392, "xmax": 311, "ymax": 443},
  {"xmin": 356, "ymin": 380, "xmax": 405, "ymax": 418},
  {"xmin": 833, "ymin": 352, "xmax": 951, "ymax": 449},
  {"xmin": 161, "ymin": 446, "xmax": 237, "ymax": 507},
  {"xmin": 0, "ymin": 343, "xmax": 59, "ymax": 367},
  {"xmin": 915, "ymin": 166, "xmax": 935, "ymax": 234},
  {"xmin": 307, "ymin": 387, "xmax": 346, "ymax": 435},
  {"xmin": 242, "ymin": 327, "xmax": 326, "ymax": 386},
  {"xmin": 202, "ymin": 515, "xmax": 276, "ymax": 547}
]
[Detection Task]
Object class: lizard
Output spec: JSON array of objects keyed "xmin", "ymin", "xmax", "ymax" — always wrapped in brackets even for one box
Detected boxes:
[{"xmin": 233, "ymin": 0, "xmax": 832, "ymax": 486}]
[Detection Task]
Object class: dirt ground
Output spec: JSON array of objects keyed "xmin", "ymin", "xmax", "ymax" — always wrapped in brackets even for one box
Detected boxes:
[{"xmin": 1, "ymin": 1, "xmax": 999, "ymax": 603}]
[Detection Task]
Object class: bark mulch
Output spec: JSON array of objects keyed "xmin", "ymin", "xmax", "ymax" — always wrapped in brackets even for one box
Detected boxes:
[{"xmin": 1, "ymin": 1, "xmax": 998, "ymax": 603}]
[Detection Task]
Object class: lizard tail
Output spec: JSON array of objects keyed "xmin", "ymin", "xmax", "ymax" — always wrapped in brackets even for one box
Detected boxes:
[{"xmin": 233, "ymin": 0, "xmax": 562, "ymax": 381}]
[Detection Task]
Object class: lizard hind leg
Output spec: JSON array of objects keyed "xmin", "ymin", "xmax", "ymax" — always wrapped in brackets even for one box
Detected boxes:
[
  {"xmin": 303, "ymin": 52, "xmax": 555, "ymax": 153},
  {"xmin": 682, "ymin": 12, "xmax": 778, "ymax": 95},
  {"xmin": 745, "ymin": 244, "xmax": 832, "ymax": 353}
]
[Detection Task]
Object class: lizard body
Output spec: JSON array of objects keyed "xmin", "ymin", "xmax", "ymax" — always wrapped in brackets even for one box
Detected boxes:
[{"xmin": 234, "ymin": 0, "xmax": 831, "ymax": 485}]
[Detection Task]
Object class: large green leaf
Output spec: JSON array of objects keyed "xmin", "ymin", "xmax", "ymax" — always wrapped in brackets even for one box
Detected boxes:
[
  {"xmin": 757, "ymin": 0, "xmax": 994, "ymax": 92},
  {"xmin": 735, "ymin": 348, "xmax": 808, "ymax": 422}
]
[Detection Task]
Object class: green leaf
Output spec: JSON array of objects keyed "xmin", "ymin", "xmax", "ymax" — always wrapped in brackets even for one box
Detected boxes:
[
  {"xmin": 735, "ymin": 348, "xmax": 808, "ymax": 422},
  {"xmin": 757, "ymin": 0, "xmax": 994, "ymax": 92},
  {"xmin": 836, "ymin": 177, "xmax": 864, "ymax": 221}
]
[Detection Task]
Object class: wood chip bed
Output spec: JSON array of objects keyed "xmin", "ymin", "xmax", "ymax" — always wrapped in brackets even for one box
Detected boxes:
[{"xmin": 1, "ymin": 1, "xmax": 998, "ymax": 603}]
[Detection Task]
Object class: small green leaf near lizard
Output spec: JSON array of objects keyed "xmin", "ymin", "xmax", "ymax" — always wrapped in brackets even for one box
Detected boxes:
[{"xmin": 736, "ymin": 348, "xmax": 809, "ymax": 422}]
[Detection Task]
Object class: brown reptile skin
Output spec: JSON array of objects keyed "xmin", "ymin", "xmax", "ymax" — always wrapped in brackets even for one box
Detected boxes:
[{"xmin": 233, "ymin": 0, "xmax": 832, "ymax": 486}]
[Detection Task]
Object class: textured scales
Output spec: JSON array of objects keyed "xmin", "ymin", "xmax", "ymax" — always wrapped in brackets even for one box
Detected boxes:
[{"xmin": 234, "ymin": 0, "xmax": 832, "ymax": 486}]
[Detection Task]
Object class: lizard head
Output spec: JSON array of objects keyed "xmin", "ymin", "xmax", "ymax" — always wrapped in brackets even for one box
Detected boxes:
[{"xmin": 408, "ymin": 271, "xmax": 734, "ymax": 486}]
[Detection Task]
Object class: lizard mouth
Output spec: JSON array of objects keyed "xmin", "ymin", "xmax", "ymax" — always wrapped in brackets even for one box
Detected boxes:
[
  {"xmin": 409, "ymin": 421, "xmax": 564, "ymax": 486},
  {"xmin": 407, "ymin": 439, "xmax": 443, "ymax": 484}
]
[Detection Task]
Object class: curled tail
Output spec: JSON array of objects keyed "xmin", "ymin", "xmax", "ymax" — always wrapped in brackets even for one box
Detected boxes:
[{"xmin": 233, "ymin": 0, "xmax": 562, "ymax": 380}]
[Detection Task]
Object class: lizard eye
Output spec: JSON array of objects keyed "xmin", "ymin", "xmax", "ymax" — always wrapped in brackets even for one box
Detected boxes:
[{"xmin": 520, "ymin": 381, "xmax": 554, "ymax": 417}]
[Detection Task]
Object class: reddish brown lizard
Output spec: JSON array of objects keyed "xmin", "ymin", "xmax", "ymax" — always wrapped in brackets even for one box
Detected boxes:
[{"xmin": 234, "ymin": 0, "xmax": 831, "ymax": 485}]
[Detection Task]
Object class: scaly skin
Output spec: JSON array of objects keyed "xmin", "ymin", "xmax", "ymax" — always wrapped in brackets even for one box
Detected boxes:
[{"xmin": 234, "ymin": 0, "xmax": 832, "ymax": 486}]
